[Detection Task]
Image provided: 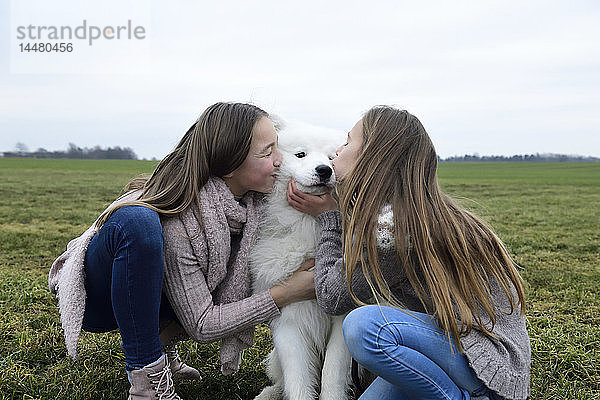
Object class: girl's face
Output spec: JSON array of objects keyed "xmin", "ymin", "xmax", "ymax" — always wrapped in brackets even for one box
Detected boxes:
[
  {"xmin": 332, "ymin": 118, "xmax": 363, "ymax": 181},
  {"xmin": 224, "ymin": 117, "xmax": 282, "ymax": 196}
]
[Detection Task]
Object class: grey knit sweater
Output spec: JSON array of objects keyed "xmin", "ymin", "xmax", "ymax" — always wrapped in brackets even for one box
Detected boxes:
[{"xmin": 315, "ymin": 210, "xmax": 531, "ymax": 400}]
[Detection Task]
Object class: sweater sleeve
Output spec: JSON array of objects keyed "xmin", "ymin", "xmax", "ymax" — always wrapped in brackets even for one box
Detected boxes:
[
  {"xmin": 315, "ymin": 211, "xmax": 407, "ymax": 316},
  {"xmin": 314, "ymin": 211, "xmax": 351, "ymax": 315},
  {"xmin": 161, "ymin": 216, "xmax": 280, "ymax": 343},
  {"xmin": 314, "ymin": 211, "xmax": 372, "ymax": 315}
]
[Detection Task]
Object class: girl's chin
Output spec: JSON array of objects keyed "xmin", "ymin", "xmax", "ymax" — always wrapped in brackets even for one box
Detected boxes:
[
  {"xmin": 332, "ymin": 166, "xmax": 343, "ymax": 179},
  {"xmin": 258, "ymin": 177, "xmax": 278, "ymax": 194}
]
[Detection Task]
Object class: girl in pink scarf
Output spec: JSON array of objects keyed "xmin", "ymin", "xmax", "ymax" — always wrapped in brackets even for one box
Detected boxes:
[{"xmin": 50, "ymin": 102, "xmax": 316, "ymax": 399}]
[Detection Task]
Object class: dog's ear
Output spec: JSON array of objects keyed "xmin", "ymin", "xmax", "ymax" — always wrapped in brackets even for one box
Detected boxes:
[{"xmin": 269, "ymin": 114, "xmax": 286, "ymax": 132}]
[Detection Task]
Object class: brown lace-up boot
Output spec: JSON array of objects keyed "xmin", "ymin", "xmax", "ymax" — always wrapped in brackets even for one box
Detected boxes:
[{"xmin": 128, "ymin": 355, "xmax": 182, "ymax": 400}]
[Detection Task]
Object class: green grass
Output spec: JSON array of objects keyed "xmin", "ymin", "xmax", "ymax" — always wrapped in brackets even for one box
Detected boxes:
[{"xmin": 1, "ymin": 159, "xmax": 599, "ymax": 399}]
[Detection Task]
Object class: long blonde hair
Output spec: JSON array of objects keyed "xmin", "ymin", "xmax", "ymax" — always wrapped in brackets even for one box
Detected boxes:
[
  {"xmin": 339, "ymin": 106, "xmax": 526, "ymax": 351},
  {"xmin": 95, "ymin": 102, "xmax": 268, "ymax": 228}
]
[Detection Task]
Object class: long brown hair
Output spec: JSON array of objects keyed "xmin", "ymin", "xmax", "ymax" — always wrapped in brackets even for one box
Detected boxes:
[
  {"xmin": 339, "ymin": 105, "xmax": 526, "ymax": 351},
  {"xmin": 95, "ymin": 102, "xmax": 268, "ymax": 228}
]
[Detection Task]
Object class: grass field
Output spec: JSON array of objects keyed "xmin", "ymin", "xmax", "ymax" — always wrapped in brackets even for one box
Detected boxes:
[{"xmin": 1, "ymin": 158, "xmax": 598, "ymax": 399}]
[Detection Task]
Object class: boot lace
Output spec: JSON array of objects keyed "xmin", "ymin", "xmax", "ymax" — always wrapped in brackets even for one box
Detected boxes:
[
  {"xmin": 147, "ymin": 358, "xmax": 181, "ymax": 400},
  {"xmin": 164, "ymin": 345, "xmax": 181, "ymax": 364}
]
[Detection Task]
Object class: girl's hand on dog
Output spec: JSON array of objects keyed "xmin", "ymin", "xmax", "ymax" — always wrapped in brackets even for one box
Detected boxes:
[
  {"xmin": 270, "ymin": 258, "xmax": 316, "ymax": 309},
  {"xmin": 287, "ymin": 178, "xmax": 338, "ymax": 217}
]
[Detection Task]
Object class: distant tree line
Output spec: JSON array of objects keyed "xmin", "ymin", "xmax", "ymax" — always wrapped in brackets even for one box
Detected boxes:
[
  {"xmin": 2, "ymin": 143, "xmax": 598, "ymax": 163},
  {"xmin": 441, "ymin": 153, "xmax": 600, "ymax": 162},
  {"xmin": 3, "ymin": 143, "xmax": 137, "ymax": 160}
]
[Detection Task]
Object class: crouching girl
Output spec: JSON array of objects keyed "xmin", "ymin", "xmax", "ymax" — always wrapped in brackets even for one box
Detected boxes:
[{"xmin": 287, "ymin": 105, "xmax": 531, "ymax": 400}]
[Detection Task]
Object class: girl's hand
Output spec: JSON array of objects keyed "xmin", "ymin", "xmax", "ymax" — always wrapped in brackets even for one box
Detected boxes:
[
  {"xmin": 270, "ymin": 258, "xmax": 316, "ymax": 308},
  {"xmin": 287, "ymin": 178, "xmax": 338, "ymax": 217}
]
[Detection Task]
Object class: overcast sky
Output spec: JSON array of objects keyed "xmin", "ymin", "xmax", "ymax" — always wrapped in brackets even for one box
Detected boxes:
[{"xmin": 1, "ymin": 0, "xmax": 599, "ymax": 160}]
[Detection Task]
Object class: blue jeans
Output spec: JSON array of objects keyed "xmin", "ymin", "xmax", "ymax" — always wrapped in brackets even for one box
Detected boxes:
[
  {"xmin": 82, "ymin": 205, "xmax": 177, "ymax": 370},
  {"xmin": 343, "ymin": 305, "xmax": 498, "ymax": 400}
]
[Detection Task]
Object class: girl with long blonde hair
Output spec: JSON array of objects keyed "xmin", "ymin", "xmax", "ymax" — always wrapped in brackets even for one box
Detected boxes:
[{"xmin": 287, "ymin": 106, "xmax": 531, "ymax": 400}]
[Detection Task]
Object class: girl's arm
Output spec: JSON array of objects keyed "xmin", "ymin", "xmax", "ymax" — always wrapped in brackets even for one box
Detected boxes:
[
  {"xmin": 315, "ymin": 211, "xmax": 407, "ymax": 315},
  {"xmin": 314, "ymin": 210, "xmax": 378, "ymax": 315},
  {"xmin": 287, "ymin": 179, "xmax": 404, "ymax": 314},
  {"xmin": 161, "ymin": 219, "xmax": 280, "ymax": 343}
]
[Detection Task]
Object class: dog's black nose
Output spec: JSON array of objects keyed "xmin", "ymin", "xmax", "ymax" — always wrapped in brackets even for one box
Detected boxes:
[{"xmin": 315, "ymin": 165, "xmax": 333, "ymax": 181}]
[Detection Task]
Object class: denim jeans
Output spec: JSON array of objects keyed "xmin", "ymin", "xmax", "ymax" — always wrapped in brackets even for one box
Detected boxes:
[
  {"xmin": 82, "ymin": 205, "xmax": 177, "ymax": 371},
  {"xmin": 343, "ymin": 305, "xmax": 498, "ymax": 400}
]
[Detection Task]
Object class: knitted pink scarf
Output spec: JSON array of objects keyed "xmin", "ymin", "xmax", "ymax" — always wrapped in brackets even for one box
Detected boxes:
[{"xmin": 195, "ymin": 177, "xmax": 260, "ymax": 374}]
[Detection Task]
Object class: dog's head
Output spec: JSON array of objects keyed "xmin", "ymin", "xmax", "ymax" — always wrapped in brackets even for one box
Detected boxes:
[{"xmin": 272, "ymin": 116, "xmax": 346, "ymax": 196}]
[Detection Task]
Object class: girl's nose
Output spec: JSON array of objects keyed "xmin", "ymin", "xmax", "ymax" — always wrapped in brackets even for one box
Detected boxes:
[{"xmin": 273, "ymin": 148, "xmax": 283, "ymax": 167}]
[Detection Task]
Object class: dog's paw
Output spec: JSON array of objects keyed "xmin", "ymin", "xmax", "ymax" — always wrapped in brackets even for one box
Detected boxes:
[{"xmin": 254, "ymin": 385, "xmax": 283, "ymax": 400}]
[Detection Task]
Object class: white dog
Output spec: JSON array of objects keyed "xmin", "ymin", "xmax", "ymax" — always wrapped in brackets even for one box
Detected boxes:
[{"xmin": 249, "ymin": 118, "xmax": 351, "ymax": 400}]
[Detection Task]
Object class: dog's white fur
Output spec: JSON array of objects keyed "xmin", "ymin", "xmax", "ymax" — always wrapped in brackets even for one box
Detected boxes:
[{"xmin": 249, "ymin": 118, "xmax": 351, "ymax": 400}]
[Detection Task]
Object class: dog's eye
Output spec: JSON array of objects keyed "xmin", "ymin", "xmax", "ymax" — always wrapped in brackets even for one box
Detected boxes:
[{"xmin": 295, "ymin": 152, "xmax": 306, "ymax": 158}]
